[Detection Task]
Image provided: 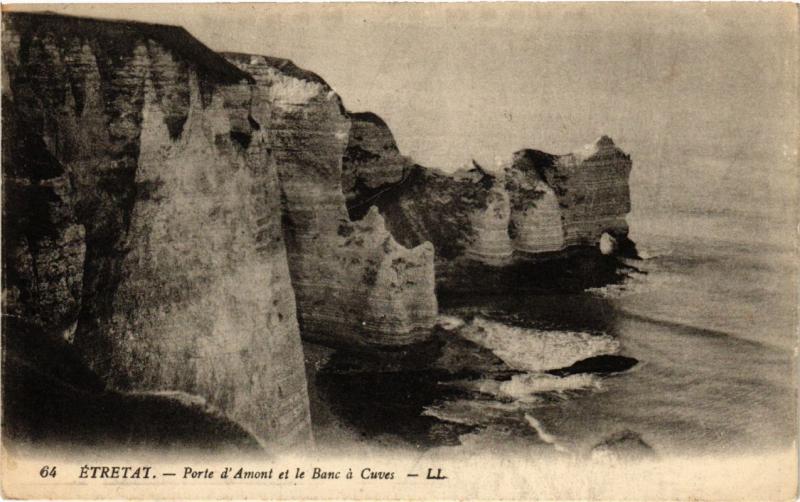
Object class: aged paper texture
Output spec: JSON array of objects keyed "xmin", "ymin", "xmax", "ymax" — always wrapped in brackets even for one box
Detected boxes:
[{"xmin": 1, "ymin": 2, "xmax": 798, "ymax": 500}]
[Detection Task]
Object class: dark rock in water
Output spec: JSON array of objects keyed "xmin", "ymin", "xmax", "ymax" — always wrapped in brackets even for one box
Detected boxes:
[
  {"xmin": 431, "ymin": 331, "xmax": 514, "ymax": 377},
  {"xmin": 313, "ymin": 366, "xmax": 476, "ymax": 448},
  {"xmin": 547, "ymin": 354, "xmax": 638, "ymax": 377},
  {"xmin": 3, "ymin": 10, "xmax": 644, "ymax": 453},
  {"xmin": 436, "ymin": 247, "xmax": 631, "ymax": 296},
  {"xmin": 307, "ymin": 328, "xmax": 517, "ymax": 448},
  {"xmin": 591, "ymin": 430, "xmax": 655, "ymax": 460},
  {"xmin": 316, "ymin": 326, "xmax": 514, "ymax": 378}
]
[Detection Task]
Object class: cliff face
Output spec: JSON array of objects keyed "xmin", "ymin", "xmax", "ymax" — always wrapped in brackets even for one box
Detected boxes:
[
  {"xmin": 224, "ymin": 54, "xmax": 437, "ymax": 347},
  {"xmin": 512, "ymin": 137, "xmax": 632, "ymax": 248},
  {"xmin": 342, "ymin": 113, "xmax": 634, "ymax": 282},
  {"xmin": 342, "ymin": 112, "xmax": 411, "ymax": 203},
  {"xmin": 2, "ymin": 13, "xmax": 311, "ymax": 448},
  {"xmin": 505, "ymin": 152, "xmax": 566, "ymax": 254},
  {"xmin": 3, "ymin": 11, "xmax": 636, "ymax": 451}
]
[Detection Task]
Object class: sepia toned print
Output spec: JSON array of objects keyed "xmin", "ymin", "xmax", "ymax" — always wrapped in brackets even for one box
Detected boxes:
[{"xmin": 1, "ymin": 3, "xmax": 797, "ymax": 500}]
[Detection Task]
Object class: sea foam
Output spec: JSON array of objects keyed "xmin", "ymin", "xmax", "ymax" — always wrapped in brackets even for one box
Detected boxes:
[{"xmin": 446, "ymin": 373, "xmax": 600, "ymax": 402}]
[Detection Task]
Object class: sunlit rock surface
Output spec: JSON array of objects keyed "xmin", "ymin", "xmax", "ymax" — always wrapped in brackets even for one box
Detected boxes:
[
  {"xmin": 512, "ymin": 136, "xmax": 633, "ymax": 248},
  {"xmin": 2, "ymin": 11, "xmax": 637, "ymax": 453}
]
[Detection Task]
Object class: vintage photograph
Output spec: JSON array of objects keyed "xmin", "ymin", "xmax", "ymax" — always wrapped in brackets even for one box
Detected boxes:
[{"xmin": 1, "ymin": 2, "xmax": 797, "ymax": 499}]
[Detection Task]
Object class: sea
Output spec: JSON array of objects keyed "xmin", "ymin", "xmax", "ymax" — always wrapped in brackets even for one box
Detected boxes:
[{"xmin": 312, "ymin": 154, "xmax": 798, "ymax": 457}]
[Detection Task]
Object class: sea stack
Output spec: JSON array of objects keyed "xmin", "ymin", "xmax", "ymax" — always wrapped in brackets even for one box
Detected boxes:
[
  {"xmin": 342, "ymin": 112, "xmax": 636, "ymax": 292},
  {"xmin": 511, "ymin": 136, "xmax": 633, "ymax": 250}
]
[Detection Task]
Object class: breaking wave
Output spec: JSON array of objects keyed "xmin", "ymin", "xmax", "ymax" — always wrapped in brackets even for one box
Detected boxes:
[
  {"xmin": 445, "ymin": 373, "xmax": 600, "ymax": 402},
  {"xmin": 427, "ymin": 314, "xmax": 637, "ymax": 453},
  {"xmin": 525, "ymin": 414, "xmax": 571, "ymax": 453},
  {"xmin": 423, "ymin": 399, "xmax": 522, "ymax": 426}
]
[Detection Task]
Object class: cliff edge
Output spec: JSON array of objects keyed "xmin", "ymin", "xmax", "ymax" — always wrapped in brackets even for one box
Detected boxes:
[{"xmin": 2, "ymin": 11, "xmax": 638, "ymax": 452}]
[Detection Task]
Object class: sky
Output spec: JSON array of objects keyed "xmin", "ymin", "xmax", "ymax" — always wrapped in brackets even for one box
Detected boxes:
[{"xmin": 9, "ymin": 3, "xmax": 800, "ymax": 235}]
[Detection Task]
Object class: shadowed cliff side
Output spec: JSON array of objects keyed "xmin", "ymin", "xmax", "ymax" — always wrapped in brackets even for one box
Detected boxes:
[
  {"xmin": 343, "ymin": 111, "xmax": 412, "ymax": 204},
  {"xmin": 2, "ymin": 11, "xmax": 639, "ymax": 454},
  {"xmin": 2, "ymin": 12, "xmax": 311, "ymax": 449},
  {"xmin": 2, "ymin": 317, "xmax": 262, "ymax": 453}
]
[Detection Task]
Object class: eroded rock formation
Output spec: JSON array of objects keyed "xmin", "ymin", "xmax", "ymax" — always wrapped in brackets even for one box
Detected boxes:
[
  {"xmin": 342, "ymin": 112, "xmax": 411, "ymax": 203},
  {"xmin": 224, "ymin": 54, "xmax": 437, "ymax": 348},
  {"xmin": 3, "ymin": 12, "xmax": 440, "ymax": 451},
  {"xmin": 511, "ymin": 138, "xmax": 632, "ymax": 249},
  {"xmin": 2, "ymin": 12, "xmax": 311, "ymax": 449},
  {"xmin": 342, "ymin": 112, "xmax": 635, "ymax": 283},
  {"xmin": 2, "ymin": 11, "xmax": 636, "ymax": 451}
]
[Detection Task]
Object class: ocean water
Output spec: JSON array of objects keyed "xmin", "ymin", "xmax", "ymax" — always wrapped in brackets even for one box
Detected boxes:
[
  {"xmin": 314, "ymin": 223, "xmax": 797, "ymax": 455},
  {"xmin": 414, "ymin": 221, "xmax": 796, "ymax": 456},
  {"xmin": 313, "ymin": 156, "xmax": 797, "ymax": 457},
  {"xmin": 427, "ymin": 180, "xmax": 798, "ymax": 455}
]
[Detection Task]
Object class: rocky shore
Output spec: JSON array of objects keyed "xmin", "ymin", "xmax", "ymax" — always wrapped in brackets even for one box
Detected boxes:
[{"xmin": 2, "ymin": 12, "xmax": 637, "ymax": 452}]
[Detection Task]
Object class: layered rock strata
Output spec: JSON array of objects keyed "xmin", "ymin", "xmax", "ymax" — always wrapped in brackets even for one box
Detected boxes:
[
  {"xmin": 3, "ymin": 11, "xmax": 635, "ymax": 451},
  {"xmin": 224, "ymin": 54, "xmax": 437, "ymax": 348},
  {"xmin": 512, "ymin": 137, "xmax": 632, "ymax": 248},
  {"xmin": 342, "ymin": 114, "xmax": 634, "ymax": 274},
  {"xmin": 2, "ymin": 12, "xmax": 311, "ymax": 448}
]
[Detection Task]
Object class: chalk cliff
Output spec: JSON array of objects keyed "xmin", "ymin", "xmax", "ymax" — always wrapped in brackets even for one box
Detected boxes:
[
  {"xmin": 224, "ymin": 54, "xmax": 437, "ymax": 348},
  {"xmin": 342, "ymin": 112, "xmax": 635, "ymax": 289},
  {"xmin": 3, "ymin": 12, "xmax": 440, "ymax": 450},
  {"xmin": 2, "ymin": 12, "xmax": 311, "ymax": 449},
  {"xmin": 511, "ymin": 139, "xmax": 632, "ymax": 249},
  {"xmin": 2, "ymin": 11, "xmax": 636, "ymax": 451}
]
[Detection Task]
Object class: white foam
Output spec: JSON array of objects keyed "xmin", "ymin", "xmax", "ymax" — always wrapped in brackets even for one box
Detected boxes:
[
  {"xmin": 501, "ymin": 373, "xmax": 600, "ymax": 398},
  {"xmin": 585, "ymin": 265, "xmax": 676, "ymax": 299},
  {"xmin": 447, "ymin": 373, "xmax": 600, "ymax": 402},
  {"xmin": 422, "ymin": 399, "xmax": 521, "ymax": 426},
  {"xmin": 436, "ymin": 314, "xmax": 466, "ymax": 331},
  {"xmin": 525, "ymin": 414, "xmax": 571, "ymax": 453}
]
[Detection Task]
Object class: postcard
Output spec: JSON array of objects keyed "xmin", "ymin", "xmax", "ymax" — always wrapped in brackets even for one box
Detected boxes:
[{"xmin": 1, "ymin": 3, "xmax": 797, "ymax": 499}]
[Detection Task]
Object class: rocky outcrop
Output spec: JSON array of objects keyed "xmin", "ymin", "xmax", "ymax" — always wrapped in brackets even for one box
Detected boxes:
[
  {"xmin": 342, "ymin": 114, "xmax": 635, "ymax": 286},
  {"xmin": 347, "ymin": 162, "xmax": 492, "ymax": 262},
  {"xmin": 342, "ymin": 112, "xmax": 411, "ymax": 203},
  {"xmin": 2, "ymin": 12, "xmax": 311, "ymax": 448},
  {"xmin": 591, "ymin": 430, "xmax": 655, "ymax": 460},
  {"xmin": 224, "ymin": 54, "xmax": 437, "ymax": 348},
  {"xmin": 505, "ymin": 152, "xmax": 566, "ymax": 254},
  {"xmin": 512, "ymin": 137, "xmax": 632, "ymax": 248}
]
